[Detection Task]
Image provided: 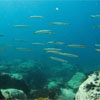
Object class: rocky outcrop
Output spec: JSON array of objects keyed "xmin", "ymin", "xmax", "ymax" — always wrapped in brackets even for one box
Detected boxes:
[
  {"xmin": 0, "ymin": 73, "xmax": 30, "ymax": 95},
  {"xmin": 67, "ymin": 72, "xmax": 86, "ymax": 90},
  {"xmin": 75, "ymin": 71, "xmax": 100, "ymax": 100},
  {"xmin": 58, "ymin": 88, "xmax": 75, "ymax": 100},
  {"xmin": 0, "ymin": 88, "xmax": 27, "ymax": 100}
]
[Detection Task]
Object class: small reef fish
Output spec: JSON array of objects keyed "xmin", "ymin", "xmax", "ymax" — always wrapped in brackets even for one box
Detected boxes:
[
  {"xmin": 34, "ymin": 30, "xmax": 55, "ymax": 34},
  {"xmin": 0, "ymin": 35, "xmax": 4, "ymax": 37},
  {"xmin": 90, "ymin": 15, "xmax": 100, "ymax": 18},
  {"xmin": 13, "ymin": 39, "xmax": 28, "ymax": 43},
  {"xmin": 94, "ymin": 24, "xmax": 100, "ymax": 28},
  {"xmin": 0, "ymin": 49, "xmax": 7, "ymax": 51},
  {"xmin": 30, "ymin": 16, "xmax": 44, "ymax": 18},
  {"xmin": 47, "ymin": 51, "xmax": 79, "ymax": 58},
  {"xmin": 31, "ymin": 43, "xmax": 44, "ymax": 45},
  {"xmin": 15, "ymin": 48, "xmax": 32, "ymax": 51},
  {"xmin": 50, "ymin": 22, "xmax": 70, "ymax": 26},
  {"xmin": 50, "ymin": 56, "xmax": 68, "ymax": 63},
  {"xmin": 67, "ymin": 44, "xmax": 87, "ymax": 48},
  {"xmin": 47, "ymin": 41, "xmax": 64, "ymax": 45},
  {"xmin": 95, "ymin": 44, "xmax": 100, "ymax": 47},
  {"xmin": 12, "ymin": 25, "xmax": 29, "ymax": 28},
  {"xmin": 43, "ymin": 48, "xmax": 62, "ymax": 51}
]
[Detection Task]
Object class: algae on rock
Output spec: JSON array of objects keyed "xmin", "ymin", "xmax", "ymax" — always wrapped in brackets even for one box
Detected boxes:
[
  {"xmin": 0, "ymin": 88, "xmax": 27, "ymax": 100},
  {"xmin": 75, "ymin": 71, "xmax": 100, "ymax": 100},
  {"xmin": 0, "ymin": 73, "xmax": 30, "ymax": 95},
  {"xmin": 67, "ymin": 72, "xmax": 86, "ymax": 89},
  {"xmin": 58, "ymin": 88, "xmax": 75, "ymax": 100}
]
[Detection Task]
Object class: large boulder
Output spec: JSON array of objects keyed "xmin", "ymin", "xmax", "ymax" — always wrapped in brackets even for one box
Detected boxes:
[
  {"xmin": 16, "ymin": 60, "xmax": 35, "ymax": 73},
  {"xmin": 50, "ymin": 63, "xmax": 82, "ymax": 83},
  {"xmin": 57, "ymin": 88, "xmax": 75, "ymax": 100},
  {"xmin": 0, "ymin": 88, "xmax": 27, "ymax": 100},
  {"xmin": 0, "ymin": 73, "xmax": 30, "ymax": 95},
  {"xmin": 67, "ymin": 72, "xmax": 86, "ymax": 90},
  {"xmin": 75, "ymin": 71, "xmax": 100, "ymax": 100}
]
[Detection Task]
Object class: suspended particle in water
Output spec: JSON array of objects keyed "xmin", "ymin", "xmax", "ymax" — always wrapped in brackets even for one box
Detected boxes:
[{"xmin": 56, "ymin": 7, "xmax": 59, "ymax": 11}]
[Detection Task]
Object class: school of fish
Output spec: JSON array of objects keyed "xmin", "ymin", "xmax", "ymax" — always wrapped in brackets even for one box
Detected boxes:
[{"xmin": 0, "ymin": 14, "xmax": 100, "ymax": 63}]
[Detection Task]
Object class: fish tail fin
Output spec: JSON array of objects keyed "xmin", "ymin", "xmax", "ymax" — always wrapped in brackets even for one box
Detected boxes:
[
  {"xmin": 49, "ymin": 56, "xmax": 52, "ymax": 59},
  {"xmin": 43, "ymin": 48, "xmax": 45, "ymax": 50},
  {"xmin": 66, "ymin": 45, "xmax": 69, "ymax": 47},
  {"xmin": 12, "ymin": 25, "xmax": 16, "ymax": 27},
  {"xmin": 50, "ymin": 22, "xmax": 53, "ymax": 24},
  {"xmin": 34, "ymin": 32, "xmax": 37, "ymax": 34},
  {"xmin": 66, "ymin": 23, "xmax": 70, "ymax": 26},
  {"xmin": 95, "ymin": 49, "xmax": 98, "ymax": 52}
]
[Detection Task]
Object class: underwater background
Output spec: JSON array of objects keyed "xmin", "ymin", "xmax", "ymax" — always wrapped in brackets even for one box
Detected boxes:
[{"xmin": 0, "ymin": 0, "xmax": 100, "ymax": 100}]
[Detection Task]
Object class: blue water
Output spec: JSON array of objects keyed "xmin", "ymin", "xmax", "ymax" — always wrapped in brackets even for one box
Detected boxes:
[{"xmin": 0, "ymin": 0, "xmax": 100, "ymax": 72}]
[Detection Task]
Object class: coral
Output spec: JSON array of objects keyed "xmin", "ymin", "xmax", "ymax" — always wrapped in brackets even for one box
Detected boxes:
[
  {"xmin": 16, "ymin": 60, "xmax": 35, "ymax": 73},
  {"xmin": 67, "ymin": 72, "xmax": 86, "ymax": 89},
  {"xmin": 1, "ymin": 88, "xmax": 27, "ymax": 100},
  {"xmin": 0, "ymin": 73, "xmax": 30, "ymax": 95},
  {"xmin": 10, "ymin": 73, "xmax": 23, "ymax": 80},
  {"xmin": 52, "ymin": 63, "xmax": 82, "ymax": 83},
  {"xmin": 0, "ymin": 64, "xmax": 10, "ymax": 72},
  {"xmin": 30, "ymin": 86, "xmax": 60, "ymax": 99},
  {"xmin": 75, "ymin": 71, "xmax": 100, "ymax": 100},
  {"xmin": 47, "ymin": 81, "xmax": 58, "ymax": 89},
  {"xmin": 36, "ymin": 97, "xmax": 51, "ymax": 100},
  {"xmin": 58, "ymin": 88, "xmax": 75, "ymax": 100}
]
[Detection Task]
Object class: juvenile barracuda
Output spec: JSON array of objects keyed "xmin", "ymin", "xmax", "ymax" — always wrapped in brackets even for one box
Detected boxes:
[
  {"xmin": 13, "ymin": 39, "xmax": 28, "ymax": 43},
  {"xmin": 31, "ymin": 43, "xmax": 44, "ymax": 45},
  {"xmin": 43, "ymin": 48, "xmax": 62, "ymax": 51},
  {"xmin": 0, "ymin": 35, "xmax": 4, "ymax": 37},
  {"xmin": 34, "ymin": 30, "xmax": 55, "ymax": 34},
  {"xmin": 50, "ymin": 56, "xmax": 68, "ymax": 63},
  {"xmin": 15, "ymin": 48, "xmax": 32, "ymax": 51},
  {"xmin": 0, "ymin": 44, "xmax": 13, "ymax": 47},
  {"xmin": 12, "ymin": 25, "xmax": 29, "ymax": 28},
  {"xmin": 96, "ymin": 49, "xmax": 100, "ymax": 52},
  {"xmin": 90, "ymin": 15, "xmax": 100, "ymax": 18},
  {"xmin": 50, "ymin": 22, "xmax": 70, "ymax": 26},
  {"xmin": 47, "ymin": 41, "xmax": 64, "ymax": 45},
  {"xmin": 30, "ymin": 16, "xmax": 44, "ymax": 18},
  {"xmin": 47, "ymin": 51, "xmax": 79, "ymax": 58},
  {"xmin": 67, "ymin": 44, "xmax": 87, "ymax": 48},
  {"xmin": 95, "ymin": 44, "xmax": 100, "ymax": 47},
  {"xmin": 0, "ymin": 49, "xmax": 7, "ymax": 51},
  {"xmin": 94, "ymin": 24, "xmax": 100, "ymax": 28}
]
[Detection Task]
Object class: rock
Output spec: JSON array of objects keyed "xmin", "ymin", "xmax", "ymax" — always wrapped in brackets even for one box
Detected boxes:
[
  {"xmin": 0, "ymin": 88, "xmax": 27, "ymax": 100},
  {"xmin": 17, "ymin": 60, "xmax": 35, "ymax": 73},
  {"xmin": 0, "ymin": 64, "xmax": 10, "ymax": 72},
  {"xmin": 53, "ymin": 63, "xmax": 82, "ymax": 83},
  {"xmin": 30, "ymin": 87, "xmax": 60, "ymax": 99},
  {"xmin": 75, "ymin": 71, "xmax": 100, "ymax": 100},
  {"xmin": 47, "ymin": 81, "xmax": 60, "ymax": 89},
  {"xmin": 12, "ymin": 59, "xmax": 23, "ymax": 65},
  {"xmin": 58, "ymin": 88, "xmax": 75, "ymax": 100},
  {"xmin": 36, "ymin": 97, "xmax": 51, "ymax": 100},
  {"xmin": 67, "ymin": 72, "xmax": 86, "ymax": 90},
  {"xmin": 0, "ymin": 73, "xmax": 30, "ymax": 95},
  {"xmin": 10, "ymin": 73, "xmax": 23, "ymax": 80}
]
